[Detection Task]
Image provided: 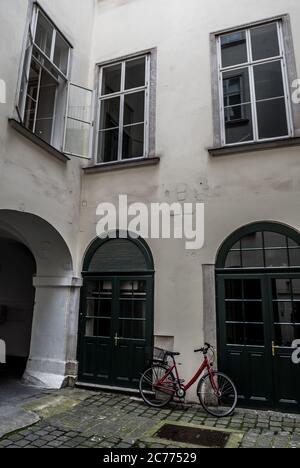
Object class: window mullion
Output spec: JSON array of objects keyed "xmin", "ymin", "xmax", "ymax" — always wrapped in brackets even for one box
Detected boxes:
[
  {"xmin": 33, "ymin": 66, "xmax": 42, "ymax": 134},
  {"xmin": 118, "ymin": 62, "xmax": 126, "ymax": 161},
  {"xmin": 217, "ymin": 36, "xmax": 226, "ymax": 146},
  {"xmin": 277, "ymin": 21, "xmax": 293, "ymax": 137},
  {"xmin": 50, "ymin": 29, "xmax": 56, "ymax": 63},
  {"xmin": 246, "ymin": 29, "xmax": 258, "ymax": 142}
]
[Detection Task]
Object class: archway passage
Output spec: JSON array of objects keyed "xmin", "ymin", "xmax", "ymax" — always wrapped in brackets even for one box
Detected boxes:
[
  {"xmin": 0, "ymin": 239, "xmax": 36, "ymax": 378},
  {"xmin": 216, "ymin": 222, "xmax": 300, "ymax": 412},
  {"xmin": 78, "ymin": 235, "xmax": 154, "ymax": 389}
]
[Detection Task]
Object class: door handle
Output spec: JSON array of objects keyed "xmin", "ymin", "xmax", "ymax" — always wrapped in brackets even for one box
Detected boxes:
[
  {"xmin": 114, "ymin": 333, "xmax": 120, "ymax": 347},
  {"xmin": 272, "ymin": 341, "xmax": 280, "ymax": 357}
]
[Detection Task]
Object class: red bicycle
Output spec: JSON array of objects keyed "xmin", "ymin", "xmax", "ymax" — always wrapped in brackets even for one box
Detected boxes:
[{"xmin": 139, "ymin": 343, "xmax": 237, "ymax": 418}]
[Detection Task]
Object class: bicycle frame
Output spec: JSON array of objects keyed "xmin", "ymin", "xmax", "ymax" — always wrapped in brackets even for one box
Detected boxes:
[{"xmin": 155, "ymin": 354, "xmax": 219, "ymax": 394}]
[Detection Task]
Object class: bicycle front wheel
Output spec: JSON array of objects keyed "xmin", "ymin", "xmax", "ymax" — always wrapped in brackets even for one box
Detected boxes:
[
  {"xmin": 197, "ymin": 371, "xmax": 237, "ymax": 418},
  {"xmin": 139, "ymin": 364, "xmax": 175, "ymax": 408}
]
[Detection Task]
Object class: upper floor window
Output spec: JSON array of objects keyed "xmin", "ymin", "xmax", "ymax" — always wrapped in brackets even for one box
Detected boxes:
[
  {"xmin": 17, "ymin": 5, "xmax": 71, "ymax": 147},
  {"xmin": 217, "ymin": 21, "xmax": 292, "ymax": 146},
  {"xmin": 96, "ymin": 56, "xmax": 150, "ymax": 163}
]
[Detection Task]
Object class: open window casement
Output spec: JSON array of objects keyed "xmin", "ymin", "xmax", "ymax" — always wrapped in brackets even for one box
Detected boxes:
[
  {"xmin": 63, "ymin": 83, "xmax": 94, "ymax": 159},
  {"xmin": 16, "ymin": 30, "xmax": 33, "ymax": 122}
]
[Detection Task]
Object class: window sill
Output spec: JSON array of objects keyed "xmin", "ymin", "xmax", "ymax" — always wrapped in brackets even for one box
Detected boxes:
[
  {"xmin": 208, "ymin": 137, "xmax": 300, "ymax": 157},
  {"xmin": 83, "ymin": 157, "xmax": 160, "ymax": 174},
  {"xmin": 8, "ymin": 119, "xmax": 70, "ymax": 163}
]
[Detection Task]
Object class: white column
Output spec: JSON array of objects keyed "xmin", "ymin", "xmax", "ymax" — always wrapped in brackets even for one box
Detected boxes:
[{"xmin": 23, "ymin": 276, "xmax": 82, "ymax": 389}]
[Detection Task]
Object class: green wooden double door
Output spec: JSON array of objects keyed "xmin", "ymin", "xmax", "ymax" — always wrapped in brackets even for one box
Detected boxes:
[
  {"xmin": 78, "ymin": 276, "xmax": 153, "ymax": 388},
  {"xmin": 217, "ymin": 273, "xmax": 300, "ymax": 412}
]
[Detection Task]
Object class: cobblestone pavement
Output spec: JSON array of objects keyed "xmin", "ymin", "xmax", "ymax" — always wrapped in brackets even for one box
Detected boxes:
[{"xmin": 0, "ymin": 390, "xmax": 300, "ymax": 448}]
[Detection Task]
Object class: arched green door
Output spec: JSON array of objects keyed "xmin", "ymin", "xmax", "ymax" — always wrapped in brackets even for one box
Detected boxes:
[
  {"xmin": 216, "ymin": 223, "xmax": 300, "ymax": 412},
  {"xmin": 78, "ymin": 235, "xmax": 154, "ymax": 389}
]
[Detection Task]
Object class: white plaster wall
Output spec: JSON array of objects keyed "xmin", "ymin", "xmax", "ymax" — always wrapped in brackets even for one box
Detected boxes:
[
  {"xmin": 79, "ymin": 0, "xmax": 300, "ymax": 398},
  {"xmin": 0, "ymin": 0, "xmax": 96, "ymax": 268}
]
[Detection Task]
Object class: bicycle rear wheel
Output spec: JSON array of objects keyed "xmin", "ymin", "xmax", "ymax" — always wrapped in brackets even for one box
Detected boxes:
[
  {"xmin": 197, "ymin": 371, "xmax": 237, "ymax": 418},
  {"xmin": 139, "ymin": 364, "xmax": 175, "ymax": 408}
]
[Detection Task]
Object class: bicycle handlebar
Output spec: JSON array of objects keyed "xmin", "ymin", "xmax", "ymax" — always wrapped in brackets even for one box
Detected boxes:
[{"xmin": 194, "ymin": 343, "xmax": 212, "ymax": 354}]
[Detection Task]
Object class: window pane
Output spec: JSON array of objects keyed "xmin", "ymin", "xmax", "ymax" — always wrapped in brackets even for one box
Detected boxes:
[
  {"xmin": 35, "ymin": 12, "xmax": 53, "ymax": 57},
  {"xmin": 272, "ymin": 279, "xmax": 292, "ymax": 300},
  {"xmin": 256, "ymin": 98, "xmax": 288, "ymax": 139},
  {"xmin": 273, "ymin": 302, "xmax": 293, "ymax": 324},
  {"xmin": 125, "ymin": 57, "xmax": 146, "ymax": 90},
  {"xmin": 294, "ymin": 303, "xmax": 300, "ymax": 324},
  {"xmin": 98, "ymin": 129, "xmax": 119, "ymax": 162},
  {"xmin": 101, "ymin": 64, "xmax": 122, "ymax": 95},
  {"xmin": 265, "ymin": 248, "xmax": 288, "ymax": 268},
  {"xmin": 120, "ymin": 301, "xmax": 146, "ymax": 319},
  {"xmin": 65, "ymin": 120, "xmax": 90, "ymax": 157},
  {"xmin": 274, "ymin": 324, "xmax": 295, "ymax": 347},
  {"xmin": 124, "ymin": 92, "xmax": 145, "ymax": 125},
  {"xmin": 225, "ymin": 250, "xmax": 241, "ymax": 268},
  {"xmin": 264, "ymin": 232, "xmax": 287, "ymax": 248},
  {"xmin": 225, "ymin": 279, "xmax": 242, "ymax": 299},
  {"xmin": 67, "ymin": 84, "xmax": 93, "ymax": 122},
  {"xmin": 122, "ymin": 124, "xmax": 144, "ymax": 159},
  {"xmin": 226, "ymin": 323, "xmax": 244, "ymax": 345},
  {"xmin": 241, "ymin": 232, "xmax": 263, "ymax": 249},
  {"xmin": 226, "ymin": 302, "xmax": 243, "ymax": 322},
  {"xmin": 53, "ymin": 33, "xmax": 69, "ymax": 75},
  {"xmin": 24, "ymin": 61, "xmax": 40, "ymax": 132},
  {"xmin": 119, "ymin": 319, "xmax": 145, "ymax": 340},
  {"xmin": 244, "ymin": 302, "xmax": 263, "ymax": 323},
  {"xmin": 85, "ymin": 318, "xmax": 111, "ymax": 337},
  {"xmin": 243, "ymin": 280, "xmax": 262, "ymax": 299},
  {"xmin": 35, "ymin": 70, "xmax": 57, "ymax": 144},
  {"xmin": 99, "ymin": 98, "xmax": 120, "ymax": 130},
  {"xmin": 289, "ymin": 249, "xmax": 300, "ymax": 267},
  {"xmin": 251, "ymin": 23, "xmax": 280, "ymax": 61},
  {"xmin": 292, "ymin": 280, "xmax": 300, "ymax": 300},
  {"xmin": 221, "ymin": 31, "xmax": 248, "ymax": 68},
  {"xmin": 223, "ymin": 68, "xmax": 250, "ymax": 107},
  {"xmin": 254, "ymin": 61, "xmax": 284, "ymax": 101},
  {"xmin": 245, "ymin": 324, "xmax": 264, "ymax": 346},
  {"xmin": 242, "ymin": 250, "xmax": 264, "ymax": 268},
  {"xmin": 224, "ymin": 103, "xmax": 253, "ymax": 144}
]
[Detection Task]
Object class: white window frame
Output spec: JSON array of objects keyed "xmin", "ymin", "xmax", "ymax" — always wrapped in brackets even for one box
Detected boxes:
[
  {"xmin": 17, "ymin": 4, "xmax": 71, "ymax": 148},
  {"xmin": 95, "ymin": 54, "xmax": 151, "ymax": 164},
  {"xmin": 217, "ymin": 21, "xmax": 293, "ymax": 147},
  {"xmin": 30, "ymin": 7, "xmax": 71, "ymax": 82}
]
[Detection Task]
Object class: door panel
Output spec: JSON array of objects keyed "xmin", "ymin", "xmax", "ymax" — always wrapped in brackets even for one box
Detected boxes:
[
  {"xmin": 218, "ymin": 273, "xmax": 300, "ymax": 411},
  {"xmin": 268, "ymin": 275, "xmax": 300, "ymax": 411},
  {"xmin": 218, "ymin": 275, "xmax": 274, "ymax": 408},
  {"xmin": 78, "ymin": 275, "xmax": 153, "ymax": 388}
]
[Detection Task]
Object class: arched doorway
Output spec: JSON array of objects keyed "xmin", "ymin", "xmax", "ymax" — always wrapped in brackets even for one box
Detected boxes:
[
  {"xmin": 216, "ymin": 222, "xmax": 300, "ymax": 412},
  {"xmin": 0, "ymin": 239, "xmax": 36, "ymax": 378},
  {"xmin": 0, "ymin": 210, "xmax": 75, "ymax": 388},
  {"xmin": 78, "ymin": 234, "xmax": 154, "ymax": 389}
]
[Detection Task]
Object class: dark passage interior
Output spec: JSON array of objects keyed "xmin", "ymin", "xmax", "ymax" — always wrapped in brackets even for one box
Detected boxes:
[{"xmin": 0, "ymin": 239, "xmax": 36, "ymax": 379}]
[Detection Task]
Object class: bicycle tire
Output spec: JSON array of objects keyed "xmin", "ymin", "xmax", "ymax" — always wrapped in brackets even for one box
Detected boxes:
[
  {"xmin": 139, "ymin": 364, "xmax": 176, "ymax": 408},
  {"xmin": 197, "ymin": 371, "xmax": 237, "ymax": 418}
]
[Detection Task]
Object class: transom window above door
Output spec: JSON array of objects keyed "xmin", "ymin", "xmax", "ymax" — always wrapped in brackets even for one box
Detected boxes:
[
  {"xmin": 96, "ymin": 56, "xmax": 150, "ymax": 163},
  {"xmin": 220, "ymin": 229, "xmax": 300, "ymax": 269},
  {"xmin": 217, "ymin": 21, "xmax": 292, "ymax": 146}
]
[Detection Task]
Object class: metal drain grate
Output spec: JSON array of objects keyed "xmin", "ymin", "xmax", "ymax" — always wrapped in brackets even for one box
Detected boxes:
[{"xmin": 155, "ymin": 424, "xmax": 230, "ymax": 448}]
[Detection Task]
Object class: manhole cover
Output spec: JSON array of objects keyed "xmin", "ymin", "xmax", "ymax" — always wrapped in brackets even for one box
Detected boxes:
[{"xmin": 155, "ymin": 424, "xmax": 230, "ymax": 448}]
